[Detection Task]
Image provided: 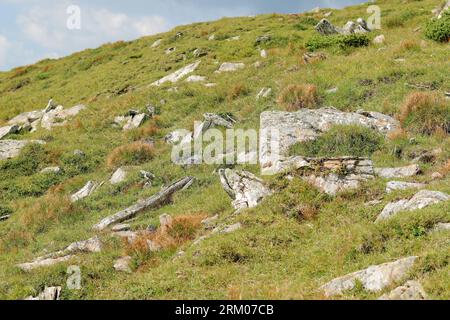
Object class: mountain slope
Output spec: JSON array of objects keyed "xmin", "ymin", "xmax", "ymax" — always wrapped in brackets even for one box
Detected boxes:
[{"xmin": 0, "ymin": 0, "xmax": 449, "ymax": 300}]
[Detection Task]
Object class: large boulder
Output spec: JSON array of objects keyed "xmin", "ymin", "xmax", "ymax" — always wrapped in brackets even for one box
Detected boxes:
[
  {"xmin": 0, "ymin": 140, "xmax": 45, "ymax": 161},
  {"xmin": 151, "ymin": 61, "xmax": 201, "ymax": 86},
  {"xmin": 259, "ymin": 108, "xmax": 399, "ymax": 174},
  {"xmin": 320, "ymin": 256, "xmax": 418, "ymax": 297},
  {"xmin": 376, "ymin": 190, "xmax": 450, "ymax": 222},
  {"xmin": 218, "ymin": 169, "xmax": 272, "ymax": 211}
]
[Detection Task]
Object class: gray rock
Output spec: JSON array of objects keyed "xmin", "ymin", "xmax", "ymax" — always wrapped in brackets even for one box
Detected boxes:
[
  {"xmin": 70, "ymin": 181, "xmax": 100, "ymax": 202},
  {"xmin": 26, "ymin": 286, "xmax": 62, "ymax": 301},
  {"xmin": 255, "ymin": 35, "xmax": 271, "ymax": 45},
  {"xmin": 0, "ymin": 125, "xmax": 20, "ymax": 139},
  {"xmin": 8, "ymin": 110, "xmax": 44, "ymax": 126},
  {"xmin": 376, "ymin": 190, "xmax": 450, "ymax": 222},
  {"xmin": 0, "ymin": 140, "xmax": 46, "ymax": 161},
  {"xmin": 219, "ymin": 169, "xmax": 272, "ymax": 210},
  {"xmin": 114, "ymin": 256, "xmax": 132, "ymax": 273},
  {"xmin": 41, "ymin": 104, "xmax": 86, "ymax": 130},
  {"xmin": 159, "ymin": 214, "xmax": 173, "ymax": 232},
  {"xmin": 432, "ymin": 223, "xmax": 450, "ymax": 232},
  {"xmin": 216, "ymin": 223, "xmax": 242, "ymax": 234},
  {"xmin": 259, "ymin": 109, "xmax": 399, "ymax": 174},
  {"xmin": 202, "ymin": 215, "xmax": 219, "ymax": 229},
  {"xmin": 315, "ymin": 19, "xmax": 339, "ymax": 35},
  {"xmin": 386, "ymin": 181, "xmax": 425, "ymax": 194},
  {"xmin": 378, "ymin": 281, "xmax": 427, "ymax": 300},
  {"xmin": 193, "ymin": 48, "xmax": 207, "ymax": 58},
  {"xmin": 151, "ymin": 39, "xmax": 162, "ymax": 48},
  {"xmin": 375, "ymin": 165, "xmax": 421, "ymax": 179},
  {"xmin": 316, "ymin": 18, "xmax": 370, "ymax": 36},
  {"xmin": 186, "ymin": 75, "xmax": 206, "ymax": 83},
  {"xmin": 320, "ymin": 256, "xmax": 418, "ymax": 297},
  {"xmin": 123, "ymin": 113, "xmax": 147, "ymax": 131},
  {"xmin": 110, "ymin": 168, "xmax": 128, "ymax": 185},
  {"xmin": 260, "ymin": 49, "xmax": 268, "ymax": 58},
  {"xmin": 373, "ymin": 35, "xmax": 386, "ymax": 45},
  {"xmin": 216, "ymin": 62, "xmax": 245, "ymax": 73},
  {"xmin": 151, "ymin": 61, "xmax": 201, "ymax": 86},
  {"xmin": 40, "ymin": 167, "xmax": 62, "ymax": 174},
  {"xmin": 165, "ymin": 129, "xmax": 192, "ymax": 145},
  {"xmin": 112, "ymin": 224, "xmax": 131, "ymax": 232},
  {"xmin": 165, "ymin": 47, "xmax": 176, "ymax": 54}
]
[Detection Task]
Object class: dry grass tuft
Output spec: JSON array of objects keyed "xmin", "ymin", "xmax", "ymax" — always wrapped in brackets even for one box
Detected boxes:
[
  {"xmin": 277, "ymin": 84, "xmax": 319, "ymax": 111},
  {"xmin": 106, "ymin": 142, "xmax": 155, "ymax": 169}
]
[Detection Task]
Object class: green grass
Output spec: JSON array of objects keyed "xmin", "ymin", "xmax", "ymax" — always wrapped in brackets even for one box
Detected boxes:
[{"xmin": 0, "ymin": 0, "xmax": 449, "ymax": 300}]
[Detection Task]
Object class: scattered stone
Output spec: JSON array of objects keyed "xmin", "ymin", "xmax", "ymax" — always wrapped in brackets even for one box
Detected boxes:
[
  {"xmin": 0, "ymin": 140, "xmax": 46, "ymax": 161},
  {"xmin": 112, "ymin": 224, "xmax": 131, "ymax": 232},
  {"xmin": 26, "ymin": 287, "xmax": 62, "ymax": 301},
  {"xmin": 151, "ymin": 61, "xmax": 201, "ymax": 86},
  {"xmin": 114, "ymin": 256, "xmax": 132, "ymax": 273},
  {"xmin": 93, "ymin": 177, "xmax": 195, "ymax": 231},
  {"xmin": 436, "ymin": 0, "xmax": 450, "ymax": 19},
  {"xmin": 140, "ymin": 170, "xmax": 155, "ymax": 188},
  {"xmin": 227, "ymin": 36, "xmax": 240, "ymax": 41},
  {"xmin": 378, "ymin": 281, "xmax": 427, "ymax": 300},
  {"xmin": 411, "ymin": 149, "xmax": 440, "ymax": 164},
  {"xmin": 165, "ymin": 129, "xmax": 192, "ymax": 145},
  {"xmin": 8, "ymin": 110, "xmax": 44, "ymax": 126},
  {"xmin": 373, "ymin": 34, "xmax": 386, "ymax": 45},
  {"xmin": 365, "ymin": 200, "xmax": 383, "ymax": 207},
  {"xmin": 432, "ymin": 223, "xmax": 450, "ymax": 232},
  {"xmin": 260, "ymin": 49, "xmax": 268, "ymax": 58},
  {"xmin": 431, "ymin": 172, "xmax": 444, "ymax": 180},
  {"xmin": 165, "ymin": 47, "xmax": 176, "ymax": 55},
  {"xmin": 186, "ymin": 75, "xmax": 206, "ymax": 83},
  {"xmin": 159, "ymin": 214, "xmax": 173, "ymax": 232},
  {"xmin": 193, "ymin": 48, "xmax": 207, "ymax": 58},
  {"xmin": 41, "ymin": 105, "xmax": 86, "ymax": 130},
  {"xmin": 40, "ymin": 167, "xmax": 62, "ymax": 174},
  {"xmin": 0, "ymin": 215, "xmax": 11, "ymax": 221},
  {"xmin": 256, "ymin": 87, "xmax": 272, "ymax": 100},
  {"xmin": 259, "ymin": 109, "xmax": 400, "ymax": 174},
  {"xmin": 215, "ymin": 223, "xmax": 242, "ymax": 234},
  {"xmin": 204, "ymin": 83, "xmax": 217, "ymax": 88},
  {"xmin": 375, "ymin": 165, "xmax": 421, "ymax": 179},
  {"xmin": 151, "ymin": 39, "xmax": 162, "ymax": 48},
  {"xmin": 376, "ymin": 190, "xmax": 450, "ymax": 223},
  {"xmin": 219, "ymin": 169, "xmax": 272, "ymax": 211},
  {"xmin": 18, "ymin": 237, "xmax": 102, "ymax": 272},
  {"xmin": 122, "ymin": 113, "xmax": 147, "ymax": 131},
  {"xmin": 202, "ymin": 215, "xmax": 219, "ymax": 229},
  {"xmin": 70, "ymin": 181, "xmax": 100, "ymax": 203},
  {"xmin": 113, "ymin": 231, "xmax": 140, "ymax": 244},
  {"xmin": 203, "ymin": 113, "xmax": 235, "ymax": 129},
  {"xmin": 320, "ymin": 256, "xmax": 418, "ymax": 297},
  {"xmin": 255, "ymin": 35, "xmax": 271, "ymax": 45},
  {"xmin": 386, "ymin": 181, "xmax": 425, "ymax": 194},
  {"xmin": 216, "ymin": 62, "xmax": 245, "ymax": 73},
  {"xmin": 325, "ymin": 87, "xmax": 338, "ymax": 94},
  {"xmin": 73, "ymin": 149, "xmax": 85, "ymax": 157},
  {"xmin": 110, "ymin": 168, "xmax": 128, "ymax": 185},
  {"xmin": 0, "ymin": 124, "xmax": 20, "ymax": 139},
  {"xmin": 315, "ymin": 18, "xmax": 370, "ymax": 36},
  {"xmin": 315, "ymin": 19, "xmax": 338, "ymax": 35},
  {"xmin": 208, "ymin": 34, "xmax": 215, "ymax": 41}
]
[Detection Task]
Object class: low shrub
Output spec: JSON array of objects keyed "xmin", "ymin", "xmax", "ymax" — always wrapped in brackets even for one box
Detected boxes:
[
  {"xmin": 277, "ymin": 84, "xmax": 319, "ymax": 111},
  {"xmin": 399, "ymin": 92, "xmax": 450, "ymax": 135},
  {"xmin": 106, "ymin": 142, "xmax": 155, "ymax": 169},
  {"xmin": 289, "ymin": 125, "xmax": 384, "ymax": 157},
  {"xmin": 306, "ymin": 34, "xmax": 370, "ymax": 51},
  {"xmin": 425, "ymin": 11, "xmax": 450, "ymax": 42}
]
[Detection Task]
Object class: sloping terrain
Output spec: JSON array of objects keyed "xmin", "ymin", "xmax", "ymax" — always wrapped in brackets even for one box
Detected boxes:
[{"xmin": 0, "ymin": 0, "xmax": 449, "ymax": 300}]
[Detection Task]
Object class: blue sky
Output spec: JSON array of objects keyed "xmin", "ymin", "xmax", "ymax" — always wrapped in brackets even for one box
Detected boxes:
[{"xmin": 0, "ymin": 0, "xmax": 365, "ymax": 71}]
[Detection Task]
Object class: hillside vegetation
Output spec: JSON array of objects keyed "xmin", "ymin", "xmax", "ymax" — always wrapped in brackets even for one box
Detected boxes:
[{"xmin": 0, "ymin": 0, "xmax": 449, "ymax": 300}]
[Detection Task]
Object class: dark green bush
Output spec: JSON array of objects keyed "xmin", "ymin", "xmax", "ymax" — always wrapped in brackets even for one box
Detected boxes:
[
  {"xmin": 425, "ymin": 11, "xmax": 450, "ymax": 42},
  {"xmin": 290, "ymin": 125, "xmax": 384, "ymax": 157},
  {"xmin": 306, "ymin": 34, "xmax": 370, "ymax": 51}
]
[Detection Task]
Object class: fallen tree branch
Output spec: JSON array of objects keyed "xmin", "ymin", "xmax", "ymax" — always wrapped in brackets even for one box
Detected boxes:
[{"xmin": 93, "ymin": 177, "xmax": 195, "ymax": 231}]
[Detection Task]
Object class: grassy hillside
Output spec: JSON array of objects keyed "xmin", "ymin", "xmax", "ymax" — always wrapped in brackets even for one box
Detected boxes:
[{"xmin": 0, "ymin": 0, "xmax": 449, "ymax": 300}]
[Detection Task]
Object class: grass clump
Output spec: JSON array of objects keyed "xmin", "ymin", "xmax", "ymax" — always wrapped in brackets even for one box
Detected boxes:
[
  {"xmin": 289, "ymin": 125, "xmax": 384, "ymax": 157},
  {"xmin": 399, "ymin": 92, "xmax": 450, "ymax": 135},
  {"xmin": 306, "ymin": 34, "xmax": 370, "ymax": 51},
  {"xmin": 425, "ymin": 11, "xmax": 450, "ymax": 42},
  {"xmin": 106, "ymin": 142, "xmax": 155, "ymax": 169},
  {"xmin": 277, "ymin": 84, "xmax": 319, "ymax": 111}
]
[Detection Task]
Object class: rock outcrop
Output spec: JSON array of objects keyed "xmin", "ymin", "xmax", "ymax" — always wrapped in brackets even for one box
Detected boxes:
[
  {"xmin": 320, "ymin": 256, "xmax": 418, "ymax": 297},
  {"xmin": 151, "ymin": 61, "xmax": 201, "ymax": 86},
  {"xmin": 378, "ymin": 281, "xmax": 427, "ymax": 300},
  {"xmin": 93, "ymin": 177, "xmax": 194, "ymax": 231},
  {"xmin": 0, "ymin": 124, "xmax": 20, "ymax": 139},
  {"xmin": 315, "ymin": 18, "xmax": 371, "ymax": 36},
  {"xmin": 41, "ymin": 105, "xmax": 86, "ymax": 130},
  {"xmin": 386, "ymin": 181, "xmax": 425, "ymax": 193},
  {"xmin": 18, "ymin": 237, "xmax": 102, "ymax": 272},
  {"xmin": 26, "ymin": 286, "xmax": 62, "ymax": 301},
  {"xmin": 376, "ymin": 190, "xmax": 450, "ymax": 223},
  {"xmin": 219, "ymin": 169, "xmax": 271, "ymax": 211},
  {"xmin": 0, "ymin": 140, "xmax": 46, "ymax": 161},
  {"xmin": 259, "ymin": 108, "xmax": 399, "ymax": 174},
  {"xmin": 375, "ymin": 165, "xmax": 421, "ymax": 179}
]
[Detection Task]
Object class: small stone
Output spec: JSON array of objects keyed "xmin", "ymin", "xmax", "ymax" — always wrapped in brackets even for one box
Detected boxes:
[
  {"xmin": 432, "ymin": 223, "xmax": 450, "ymax": 232},
  {"xmin": 260, "ymin": 49, "xmax": 268, "ymax": 58},
  {"xmin": 202, "ymin": 215, "xmax": 219, "ymax": 229},
  {"xmin": 386, "ymin": 181, "xmax": 425, "ymax": 194},
  {"xmin": 110, "ymin": 168, "xmax": 128, "ymax": 185},
  {"xmin": 152, "ymin": 61, "xmax": 201, "ymax": 86},
  {"xmin": 326, "ymin": 87, "xmax": 338, "ymax": 94},
  {"xmin": 40, "ymin": 167, "xmax": 62, "ymax": 174},
  {"xmin": 186, "ymin": 75, "xmax": 206, "ymax": 83},
  {"xmin": 159, "ymin": 214, "xmax": 173, "ymax": 231},
  {"xmin": 378, "ymin": 281, "xmax": 427, "ymax": 300},
  {"xmin": 26, "ymin": 286, "xmax": 62, "ymax": 301},
  {"xmin": 216, "ymin": 62, "xmax": 245, "ymax": 73},
  {"xmin": 70, "ymin": 181, "xmax": 99, "ymax": 203},
  {"xmin": 112, "ymin": 224, "xmax": 131, "ymax": 232},
  {"xmin": 114, "ymin": 256, "xmax": 132, "ymax": 273},
  {"xmin": 151, "ymin": 39, "xmax": 162, "ymax": 48},
  {"xmin": 373, "ymin": 35, "xmax": 385, "ymax": 45},
  {"xmin": 165, "ymin": 47, "xmax": 176, "ymax": 55}
]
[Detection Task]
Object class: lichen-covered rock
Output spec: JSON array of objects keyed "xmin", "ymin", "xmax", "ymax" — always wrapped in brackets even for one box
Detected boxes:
[
  {"xmin": 26, "ymin": 287, "xmax": 62, "ymax": 301},
  {"xmin": 259, "ymin": 108, "xmax": 399, "ymax": 174},
  {"xmin": 316, "ymin": 18, "xmax": 370, "ymax": 36},
  {"xmin": 114, "ymin": 256, "xmax": 132, "ymax": 273},
  {"xmin": 320, "ymin": 256, "xmax": 418, "ymax": 297},
  {"xmin": 123, "ymin": 113, "xmax": 147, "ymax": 131},
  {"xmin": 386, "ymin": 181, "xmax": 425, "ymax": 194},
  {"xmin": 216, "ymin": 62, "xmax": 245, "ymax": 73},
  {"xmin": 110, "ymin": 168, "xmax": 128, "ymax": 185},
  {"xmin": 0, "ymin": 125, "xmax": 20, "ymax": 139},
  {"xmin": 375, "ymin": 165, "xmax": 421, "ymax": 179},
  {"xmin": 376, "ymin": 190, "xmax": 450, "ymax": 222},
  {"xmin": 315, "ymin": 19, "xmax": 339, "ymax": 35},
  {"xmin": 0, "ymin": 140, "xmax": 46, "ymax": 160},
  {"xmin": 70, "ymin": 181, "xmax": 100, "ymax": 202},
  {"xmin": 41, "ymin": 105, "xmax": 86, "ymax": 130},
  {"xmin": 378, "ymin": 281, "xmax": 427, "ymax": 300},
  {"xmin": 151, "ymin": 61, "xmax": 201, "ymax": 86},
  {"xmin": 219, "ymin": 169, "xmax": 272, "ymax": 210},
  {"xmin": 40, "ymin": 167, "xmax": 62, "ymax": 174}
]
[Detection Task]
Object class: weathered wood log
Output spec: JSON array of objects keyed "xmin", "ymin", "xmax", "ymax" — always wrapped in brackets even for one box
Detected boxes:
[{"xmin": 93, "ymin": 177, "xmax": 195, "ymax": 231}]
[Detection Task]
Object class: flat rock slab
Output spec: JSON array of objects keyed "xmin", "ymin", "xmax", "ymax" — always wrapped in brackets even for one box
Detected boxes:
[
  {"xmin": 375, "ymin": 165, "xmax": 421, "ymax": 179},
  {"xmin": 259, "ymin": 108, "xmax": 399, "ymax": 174},
  {"xmin": 378, "ymin": 281, "xmax": 427, "ymax": 300},
  {"xmin": 386, "ymin": 181, "xmax": 426, "ymax": 193},
  {"xmin": 376, "ymin": 190, "xmax": 449, "ymax": 222},
  {"xmin": 216, "ymin": 62, "xmax": 245, "ymax": 73},
  {"xmin": 219, "ymin": 169, "xmax": 272, "ymax": 210},
  {"xmin": 0, "ymin": 140, "xmax": 46, "ymax": 160},
  {"xmin": 320, "ymin": 256, "xmax": 418, "ymax": 297},
  {"xmin": 151, "ymin": 61, "xmax": 201, "ymax": 86}
]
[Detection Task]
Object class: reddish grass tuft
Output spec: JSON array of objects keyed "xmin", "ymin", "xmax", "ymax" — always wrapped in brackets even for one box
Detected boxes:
[
  {"xmin": 106, "ymin": 142, "xmax": 155, "ymax": 169},
  {"xmin": 277, "ymin": 84, "xmax": 319, "ymax": 111}
]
